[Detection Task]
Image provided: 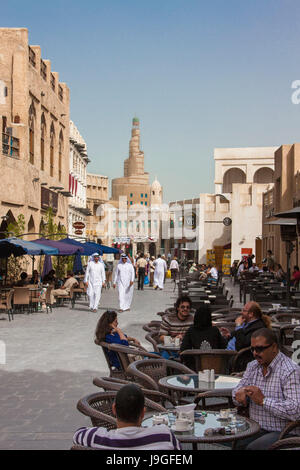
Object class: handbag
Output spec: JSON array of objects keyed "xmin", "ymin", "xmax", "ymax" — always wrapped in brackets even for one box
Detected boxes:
[{"xmin": 144, "ymin": 275, "xmax": 149, "ymax": 285}]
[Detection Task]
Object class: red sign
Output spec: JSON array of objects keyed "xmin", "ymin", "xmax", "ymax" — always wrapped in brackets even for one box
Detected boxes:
[
  {"xmin": 73, "ymin": 222, "xmax": 85, "ymax": 229},
  {"xmin": 241, "ymin": 248, "xmax": 252, "ymax": 255},
  {"xmin": 74, "ymin": 229, "xmax": 83, "ymax": 235}
]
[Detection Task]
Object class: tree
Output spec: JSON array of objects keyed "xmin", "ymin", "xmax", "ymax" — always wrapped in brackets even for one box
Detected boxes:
[{"xmin": 5, "ymin": 214, "xmax": 29, "ymax": 283}]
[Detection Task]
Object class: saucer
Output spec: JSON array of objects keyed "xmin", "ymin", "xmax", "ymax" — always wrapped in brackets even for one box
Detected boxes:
[
  {"xmin": 171, "ymin": 424, "xmax": 193, "ymax": 432},
  {"xmin": 216, "ymin": 416, "xmax": 231, "ymax": 421}
]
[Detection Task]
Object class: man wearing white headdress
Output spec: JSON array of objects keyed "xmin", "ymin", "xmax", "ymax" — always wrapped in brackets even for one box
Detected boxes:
[
  {"xmin": 113, "ymin": 254, "xmax": 135, "ymax": 312},
  {"xmin": 84, "ymin": 253, "xmax": 106, "ymax": 312},
  {"xmin": 153, "ymin": 254, "xmax": 167, "ymax": 290}
]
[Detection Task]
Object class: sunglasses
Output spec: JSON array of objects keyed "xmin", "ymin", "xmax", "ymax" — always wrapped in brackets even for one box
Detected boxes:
[{"xmin": 250, "ymin": 343, "xmax": 274, "ymax": 353}]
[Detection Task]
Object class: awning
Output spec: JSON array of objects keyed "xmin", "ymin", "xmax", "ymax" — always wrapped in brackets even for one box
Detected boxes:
[
  {"xmin": 32, "ymin": 238, "xmax": 84, "ymax": 255},
  {"xmin": 2, "ymin": 237, "xmax": 59, "ymax": 255}
]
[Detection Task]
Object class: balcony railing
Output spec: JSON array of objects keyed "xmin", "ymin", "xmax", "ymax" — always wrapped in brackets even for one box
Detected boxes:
[
  {"xmin": 2, "ymin": 132, "xmax": 20, "ymax": 158},
  {"xmin": 28, "ymin": 46, "xmax": 36, "ymax": 67}
]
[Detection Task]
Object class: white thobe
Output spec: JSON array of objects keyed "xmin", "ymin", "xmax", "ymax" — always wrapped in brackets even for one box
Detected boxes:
[
  {"xmin": 154, "ymin": 258, "xmax": 167, "ymax": 289},
  {"xmin": 114, "ymin": 263, "xmax": 135, "ymax": 311},
  {"xmin": 84, "ymin": 261, "xmax": 106, "ymax": 310}
]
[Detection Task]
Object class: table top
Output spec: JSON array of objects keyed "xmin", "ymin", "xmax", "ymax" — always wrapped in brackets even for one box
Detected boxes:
[
  {"xmin": 157, "ymin": 343, "xmax": 180, "ymax": 352},
  {"xmin": 159, "ymin": 374, "xmax": 241, "ymax": 393},
  {"xmin": 142, "ymin": 410, "xmax": 260, "ymax": 444}
]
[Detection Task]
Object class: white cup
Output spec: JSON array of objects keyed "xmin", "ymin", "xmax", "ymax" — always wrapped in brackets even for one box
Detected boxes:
[
  {"xmin": 164, "ymin": 336, "xmax": 172, "ymax": 346},
  {"xmin": 174, "ymin": 337, "xmax": 180, "ymax": 346},
  {"xmin": 175, "ymin": 418, "xmax": 190, "ymax": 431},
  {"xmin": 219, "ymin": 409, "xmax": 230, "ymax": 419},
  {"xmin": 152, "ymin": 415, "xmax": 167, "ymax": 425}
]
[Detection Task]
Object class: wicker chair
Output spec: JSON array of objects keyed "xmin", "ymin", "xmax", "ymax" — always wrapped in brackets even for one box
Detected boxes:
[
  {"xmin": 93, "ymin": 376, "xmax": 177, "ymax": 407},
  {"xmin": 13, "ymin": 287, "xmax": 30, "ymax": 314},
  {"xmin": 230, "ymin": 347, "xmax": 252, "ymax": 373},
  {"xmin": 142, "ymin": 320, "xmax": 162, "ymax": 333},
  {"xmin": 0, "ymin": 289, "xmax": 14, "ymax": 321},
  {"xmin": 268, "ymin": 437, "xmax": 300, "ymax": 450},
  {"xmin": 279, "ymin": 324, "xmax": 297, "ymax": 346},
  {"xmin": 274, "ymin": 312, "xmax": 300, "ymax": 323},
  {"xmin": 194, "ymin": 389, "xmax": 235, "ymax": 411},
  {"xmin": 77, "ymin": 391, "xmax": 167, "ymax": 429},
  {"xmin": 180, "ymin": 349, "xmax": 237, "ymax": 374},
  {"xmin": 144, "ymin": 331, "xmax": 160, "ymax": 353},
  {"xmin": 126, "ymin": 358, "xmax": 194, "ymax": 392},
  {"xmin": 54, "ymin": 283, "xmax": 77, "ymax": 309},
  {"xmin": 96, "ymin": 340, "xmax": 159, "ymax": 379}
]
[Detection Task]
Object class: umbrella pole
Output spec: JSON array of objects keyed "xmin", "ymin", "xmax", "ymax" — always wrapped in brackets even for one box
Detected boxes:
[
  {"xmin": 32, "ymin": 255, "xmax": 35, "ymax": 277},
  {"xmin": 5, "ymin": 257, "xmax": 8, "ymax": 285}
]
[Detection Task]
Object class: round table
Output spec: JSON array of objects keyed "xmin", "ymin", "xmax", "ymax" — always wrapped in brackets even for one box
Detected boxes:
[
  {"xmin": 159, "ymin": 374, "xmax": 241, "ymax": 394},
  {"xmin": 142, "ymin": 410, "xmax": 260, "ymax": 449},
  {"xmin": 157, "ymin": 344, "xmax": 180, "ymax": 353}
]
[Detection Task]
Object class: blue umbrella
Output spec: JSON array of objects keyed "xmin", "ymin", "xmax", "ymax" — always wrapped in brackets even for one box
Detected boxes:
[
  {"xmin": 0, "ymin": 240, "xmax": 26, "ymax": 258},
  {"xmin": 4, "ymin": 237, "xmax": 59, "ymax": 255},
  {"xmin": 73, "ymin": 252, "xmax": 83, "ymax": 274},
  {"xmin": 42, "ymin": 255, "xmax": 53, "ymax": 278}
]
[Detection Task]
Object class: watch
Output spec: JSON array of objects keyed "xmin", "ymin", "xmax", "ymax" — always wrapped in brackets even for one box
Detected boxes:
[{"xmin": 262, "ymin": 397, "xmax": 266, "ymax": 406}]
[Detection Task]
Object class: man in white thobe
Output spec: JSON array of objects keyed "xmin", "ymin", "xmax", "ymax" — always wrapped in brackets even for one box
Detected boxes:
[
  {"xmin": 113, "ymin": 254, "xmax": 135, "ymax": 312},
  {"xmin": 154, "ymin": 254, "xmax": 167, "ymax": 290},
  {"xmin": 84, "ymin": 253, "xmax": 106, "ymax": 312}
]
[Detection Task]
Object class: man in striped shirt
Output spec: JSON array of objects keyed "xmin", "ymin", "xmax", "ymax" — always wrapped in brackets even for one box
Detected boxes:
[
  {"xmin": 232, "ymin": 328, "xmax": 300, "ymax": 450},
  {"xmin": 73, "ymin": 384, "xmax": 181, "ymax": 450}
]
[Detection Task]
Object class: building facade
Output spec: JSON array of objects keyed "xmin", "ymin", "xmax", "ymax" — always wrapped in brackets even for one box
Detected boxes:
[
  {"xmin": 262, "ymin": 143, "xmax": 300, "ymax": 268},
  {"xmin": 0, "ymin": 28, "xmax": 70, "ymax": 238},
  {"xmin": 68, "ymin": 121, "xmax": 90, "ymax": 238},
  {"xmin": 86, "ymin": 173, "xmax": 109, "ymax": 244}
]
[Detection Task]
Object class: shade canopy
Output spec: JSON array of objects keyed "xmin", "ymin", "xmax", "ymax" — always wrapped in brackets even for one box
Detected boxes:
[
  {"xmin": 60, "ymin": 238, "xmax": 120, "ymax": 255},
  {"xmin": 0, "ymin": 237, "xmax": 59, "ymax": 256},
  {"xmin": 32, "ymin": 238, "xmax": 84, "ymax": 255},
  {"xmin": 275, "ymin": 207, "xmax": 300, "ymax": 218},
  {"xmin": 42, "ymin": 255, "xmax": 53, "ymax": 278},
  {"xmin": 265, "ymin": 218, "xmax": 297, "ymax": 225},
  {"xmin": 73, "ymin": 252, "xmax": 83, "ymax": 274},
  {"xmin": 0, "ymin": 240, "xmax": 26, "ymax": 258}
]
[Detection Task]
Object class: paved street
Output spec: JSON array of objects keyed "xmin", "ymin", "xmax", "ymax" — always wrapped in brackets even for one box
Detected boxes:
[
  {"xmin": 0, "ymin": 280, "xmax": 180, "ymax": 450},
  {"xmin": 0, "ymin": 278, "xmax": 240, "ymax": 450}
]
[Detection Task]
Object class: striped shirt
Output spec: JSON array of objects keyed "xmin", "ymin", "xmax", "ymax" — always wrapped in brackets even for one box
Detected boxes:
[
  {"xmin": 73, "ymin": 424, "xmax": 181, "ymax": 450},
  {"xmin": 232, "ymin": 352, "xmax": 300, "ymax": 433},
  {"xmin": 159, "ymin": 312, "xmax": 194, "ymax": 337}
]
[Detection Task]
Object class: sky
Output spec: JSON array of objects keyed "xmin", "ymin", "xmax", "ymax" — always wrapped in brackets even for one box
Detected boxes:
[{"xmin": 2, "ymin": 0, "xmax": 300, "ymax": 202}]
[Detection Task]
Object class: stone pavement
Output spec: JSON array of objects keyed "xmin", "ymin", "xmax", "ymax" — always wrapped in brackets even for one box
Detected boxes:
[
  {"xmin": 0, "ymin": 278, "xmax": 240, "ymax": 450},
  {"xmin": 0, "ymin": 279, "xmax": 179, "ymax": 450}
]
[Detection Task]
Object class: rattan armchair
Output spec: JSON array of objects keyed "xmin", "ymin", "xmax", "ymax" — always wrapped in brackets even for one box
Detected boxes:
[
  {"xmin": 180, "ymin": 349, "xmax": 237, "ymax": 374},
  {"xmin": 278, "ymin": 420, "xmax": 300, "ymax": 440},
  {"xmin": 13, "ymin": 287, "xmax": 30, "ymax": 314},
  {"xmin": 77, "ymin": 391, "xmax": 167, "ymax": 428},
  {"xmin": 126, "ymin": 358, "xmax": 194, "ymax": 391},
  {"xmin": 144, "ymin": 331, "xmax": 160, "ymax": 353},
  {"xmin": 268, "ymin": 437, "xmax": 300, "ymax": 450},
  {"xmin": 54, "ymin": 284, "xmax": 77, "ymax": 308},
  {"xmin": 96, "ymin": 340, "xmax": 159, "ymax": 379},
  {"xmin": 273, "ymin": 312, "xmax": 300, "ymax": 323},
  {"xmin": 194, "ymin": 389, "xmax": 235, "ymax": 410},
  {"xmin": 93, "ymin": 376, "xmax": 177, "ymax": 407}
]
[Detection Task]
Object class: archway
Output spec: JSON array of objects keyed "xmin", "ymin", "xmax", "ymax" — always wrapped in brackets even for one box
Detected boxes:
[
  {"xmin": 137, "ymin": 242, "xmax": 144, "ymax": 254},
  {"xmin": 253, "ymin": 167, "xmax": 274, "ymax": 184},
  {"xmin": 149, "ymin": 242, "xmax": 156, "ymax": 257},
  {"xmin": 28, "ymin": 215, "xmax": 35, "ymax": 234},
  {"xmin": 222, "ymin": 168, "xmax": 246, "ymax": 193}
]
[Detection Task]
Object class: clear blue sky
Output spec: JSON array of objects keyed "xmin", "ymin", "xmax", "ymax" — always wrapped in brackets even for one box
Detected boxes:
[{"xmin": 2, "ymin": 0, "xmax": 300, "ymax": 202}]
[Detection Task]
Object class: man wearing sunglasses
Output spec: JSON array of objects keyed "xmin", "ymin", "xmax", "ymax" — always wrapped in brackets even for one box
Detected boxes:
[{"xmin": 232, "ymin": 328, "xmax": 300, "ymax": 449}]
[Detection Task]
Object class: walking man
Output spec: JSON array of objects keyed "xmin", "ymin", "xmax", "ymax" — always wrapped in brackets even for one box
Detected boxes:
[
  {"xmin": 136, "ymin": 253, "xmax": 147, "ymax": 290},
  {"xmin": 113, "ymin": 254, "xmax": 135, "ymax": 312},
  {"xmin": 84, "ymin": 253, "xmax": 106, "ymax": 312},
  {"xmin": 153, "ymin": 254, "xmax": 167, "ymax": 290}
]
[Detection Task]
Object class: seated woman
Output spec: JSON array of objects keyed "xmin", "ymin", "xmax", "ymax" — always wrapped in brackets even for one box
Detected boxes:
[
  {"xmin": 95, "ymin": 310, "xmax": 141, "ymax": 370},
  {"xmin": 180, "ymin": 305, "xmax": 227, "ymax": 369}
]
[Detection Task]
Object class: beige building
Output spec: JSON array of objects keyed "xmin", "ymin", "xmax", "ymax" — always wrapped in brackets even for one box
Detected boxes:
[
  {"xmin": 86, "ymin": 173, "xmax": 109, "ymax": 244},
  {"xmin": 0, "ymin": 28, "xmax": 70, "ymax": 238},
  {"xmin": 262, "ymin": 143, "xmax": 300, "ymax": 267}
]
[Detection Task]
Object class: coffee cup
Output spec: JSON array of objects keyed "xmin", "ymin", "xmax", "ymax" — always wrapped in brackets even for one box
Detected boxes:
[
  {"xmin": 174, "ymin": 337, "xmax": 180, "ymax": 346},
  {"xmin": 219, "ymin": 409, "xmax": 230, "ymax": 419},
  {"xmin": 164, "ymin": 336, "xmax": 172, "ymax": 346},
  {"xmin": 152, "ymin": 415, "xmax": 167, "ymax": 425},
  {"xmin": 175, "ymin": 418, "xmax": 190, "ymax": 431}
]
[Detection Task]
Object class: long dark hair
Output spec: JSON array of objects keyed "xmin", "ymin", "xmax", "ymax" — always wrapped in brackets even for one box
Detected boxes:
[
  {"xmin": 193, "ymin": 305, "xmax": 212, "ymax": 329},
  {"xmin": 95, "ymin": 310, "xmax": 117, "ymax": 343}
]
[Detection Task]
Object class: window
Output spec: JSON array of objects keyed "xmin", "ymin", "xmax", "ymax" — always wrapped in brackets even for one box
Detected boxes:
[
  {"xmin": 2, "ymin": 117, "xmax": 20, "ymax": 158},
  {"xmin": 40, "ymin": 59, "xmax": 47, "ymax": 81},
  {"xmin": 141, "ymin": 201, "xmax": 143, "ymax": 205},
  {"xmin": 59, "ymin": 131, "xmax": 63, "ymax": 181},
  {"xmin": 130, "ymin": 201, "xmax": 133, "ymax": 205},
  {"xmin": 29, "ymin": 103, "xmax": 36, "ymax": 164},
  {"xmin": 145, "ymin": 194, "xmax": 147, "ymax": 198},
  {"xmin": 141, "ymin": 193, "xmax": 143, "ymax": 198},
  {"xmin": 58, "ymin": 85, "xmax": 63, "ymax": 102},
  {"xmin": 130, "ymin": 193, "xmax": 133, "ymax": 197},
  {"xmin": 50, "ymin": 122, "xmax": 55, "ymax": 177},
  {"xmin": 41, "ymin": 114, "xmax": 46, "ymax": 171},
  {"xmin": 145, "ymin": 202, "xmax": 147, "ymax": 206},
  {"xmin": 50, "ymin": 73, "xmax": 55, "ymax": 91}
]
